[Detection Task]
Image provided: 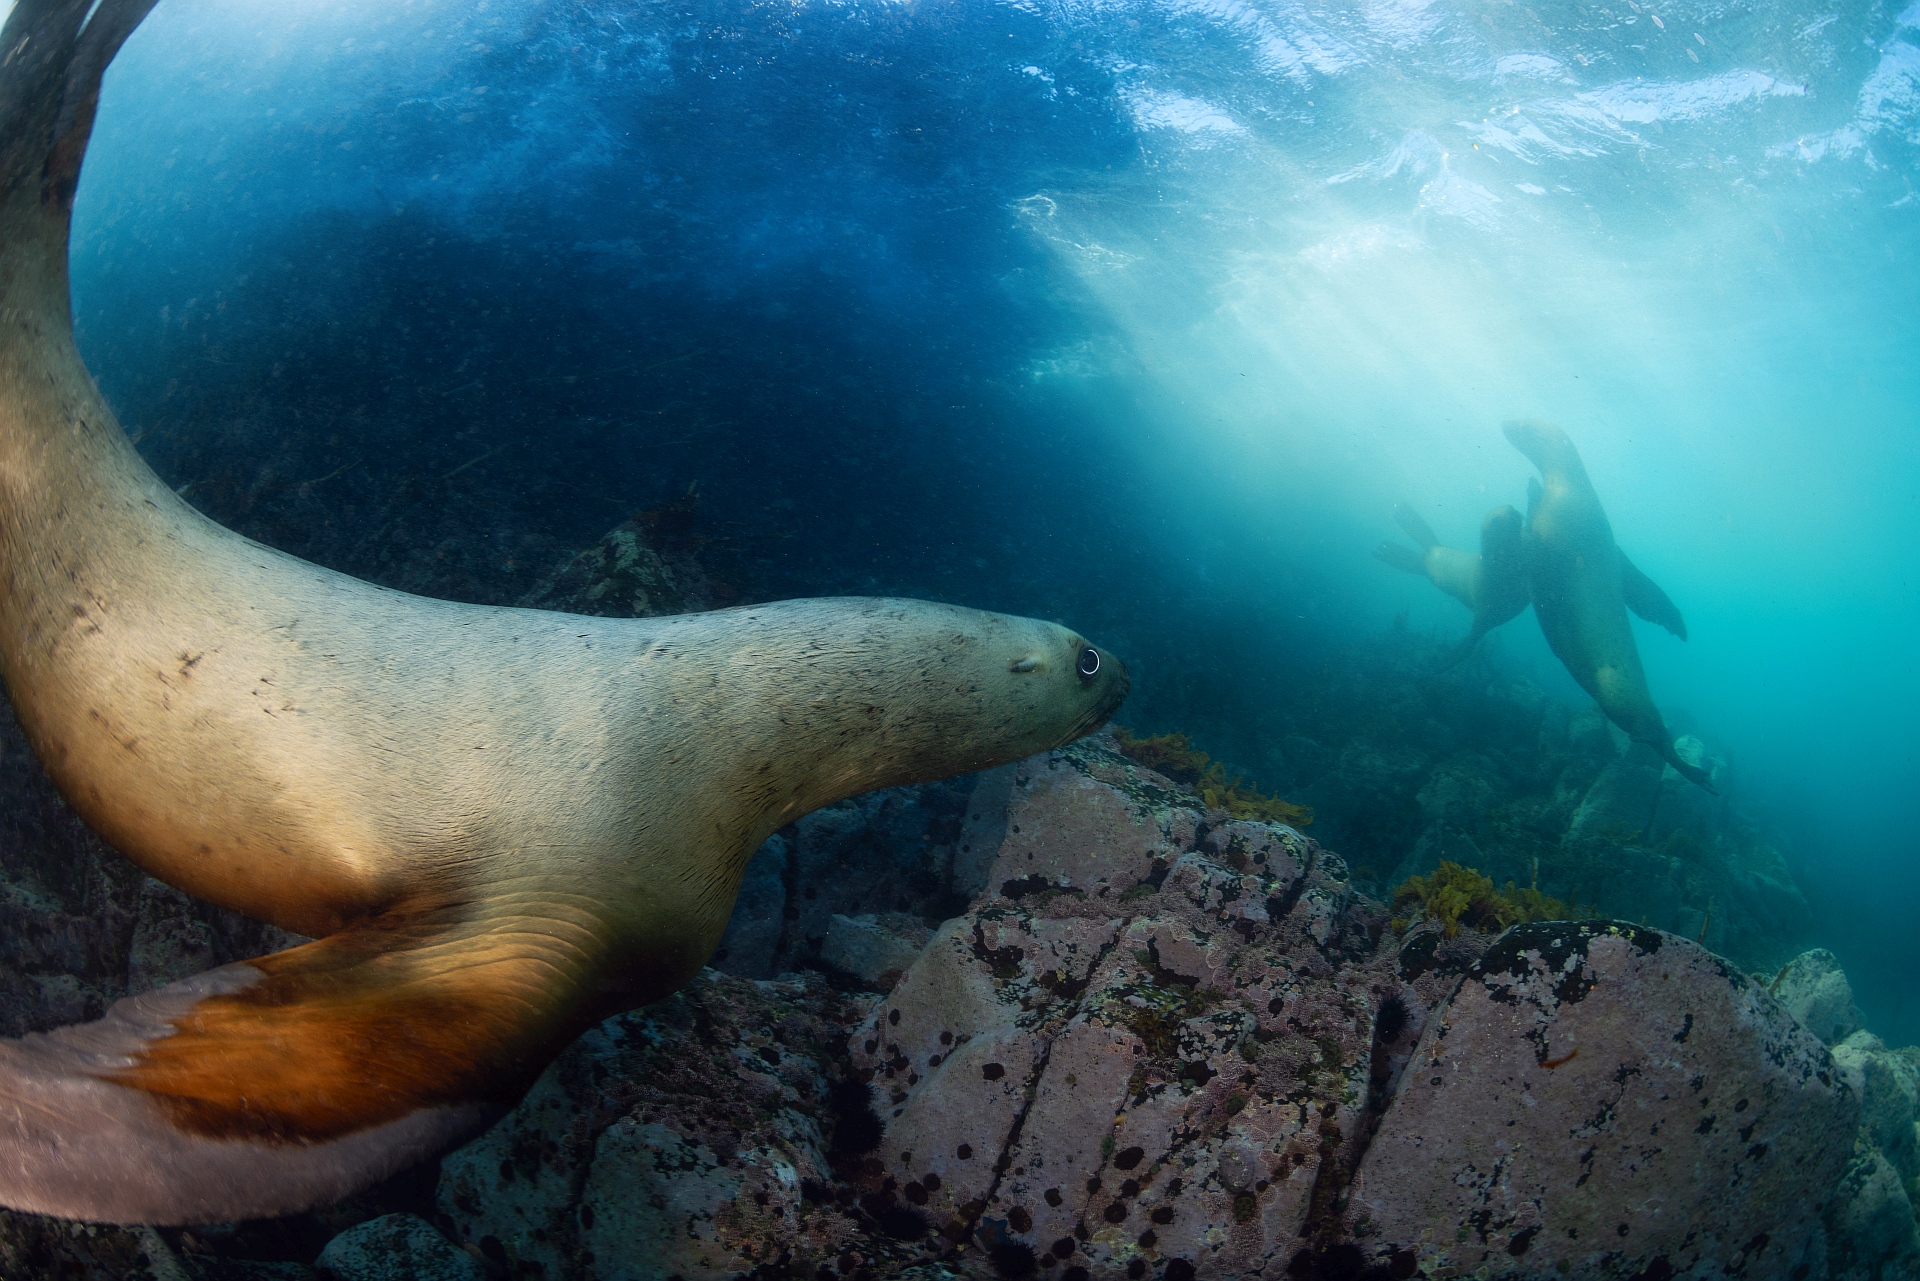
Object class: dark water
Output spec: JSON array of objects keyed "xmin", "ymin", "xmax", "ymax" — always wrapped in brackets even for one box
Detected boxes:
[{"xmin": 66, "ymin": 0, "xmax": 1920, "ymax": 1038}]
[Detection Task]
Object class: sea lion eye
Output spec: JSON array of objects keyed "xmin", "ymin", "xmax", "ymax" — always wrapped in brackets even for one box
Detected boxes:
[{"xmin": 1077, "ymin": 647, "xmax": 1101, "ymax": 679}]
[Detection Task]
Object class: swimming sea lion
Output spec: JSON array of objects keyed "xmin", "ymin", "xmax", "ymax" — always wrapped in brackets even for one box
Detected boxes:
[
  {"xmin": 1503, "ymin": 420, "xmax": 1711, "ymax": 791},
  {"xmin": 0, "ymin": 1, "xmax": 1129, "ymax": 1225},
  {"xmin": 1373, "ymin": 502, "xmax": 1528, "ymax": 665}
]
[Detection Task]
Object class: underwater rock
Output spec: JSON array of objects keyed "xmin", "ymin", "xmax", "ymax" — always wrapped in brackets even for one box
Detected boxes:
[
  {"xmin": 1775, "ymin": 948, "xmax": 1867, "ymax": 1046},
  {"xmin": 1568, "ymin": 741, "xmax": 1667, "ymax": 841},
  {"xmin": 1346, "ymin": 919, "xmax": 1858, "ymax": 1279},
  {"xmin": 822, "ymin": 912, "xmax": 935, "ymax": 986},
  {"xmin": 709, "ymin": 777, "xmax": 986, "ymax": 981},
  {"xmin": 1414, "ymin": 753, "xmax": 1498, "ymax": 825},
  {"xmin": 0, "ymin": 698, "xmax": 307, "ymax": 1041},
  {"xmin": 313, "ymin": 1214, "xmax": 482, "ymax": 1281},
  {"xmin": 712, "ymin": 834, "xmax": 791, "ymax": 980},
  {"xmin": 435, "ymin": 969, "xmax": 894, "ymax": 1281},
  {"xmin": 0, "ymin": 1214, "xmax": 195, "ymax": 1281},
  {"xmin": 517, "ymin": 486, "xmax": 719, "ymax": 618},
  {"xmin": 848, "ymin": 736, "xmax": 1387, "ymax": 1277},
  {"xmin": 1819, "ymin": 1136, "xmax": 1920, "ymax": 1281},
  {"xmin": 1831, "ymin": 1032, "xmax": 1920, "ymax": 1180}
]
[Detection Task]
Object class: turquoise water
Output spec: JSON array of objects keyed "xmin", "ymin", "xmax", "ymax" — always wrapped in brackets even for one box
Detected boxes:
[{"xmin": 67, "ymin": 0, "xmax": 1920, "ymax": 1037}]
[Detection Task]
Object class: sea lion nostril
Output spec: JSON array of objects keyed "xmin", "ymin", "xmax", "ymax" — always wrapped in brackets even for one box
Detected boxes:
[{"xmin": 1077, "ymin": 647, "xmax": 1101, "ymax": 679}]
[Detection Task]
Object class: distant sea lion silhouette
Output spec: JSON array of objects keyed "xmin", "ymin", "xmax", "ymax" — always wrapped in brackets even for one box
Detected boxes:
[
  {"xmin": 1373, "ymin": 503, "xmax": 1528, "ymax": 666},
  {"xmin": 0, "ymin": 1, "xmax": 1129, "ymax": 1225},
  {"xmin": 1503, "ymin": 420, "xmax": 1711, "ymax": 791}
]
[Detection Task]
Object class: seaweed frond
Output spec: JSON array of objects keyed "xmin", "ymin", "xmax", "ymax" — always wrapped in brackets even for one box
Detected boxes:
[
  {"xmin": 1391, "ymin": 861, "xmax": 1593, "ymax": 938},
  {"xmin": 1110, "ymin": 727, "xmax": 1208, "ymax": 785},
  {"xmin": 1111, "ymin": 727, "xmax": 1313, "ymax": 826}
]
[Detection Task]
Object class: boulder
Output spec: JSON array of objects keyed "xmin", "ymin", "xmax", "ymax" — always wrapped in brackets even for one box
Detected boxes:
[
  {"xmin": 1774, "ymin": 948, "xmax": 1866, "ymax": 1046},
  {"xmin": 1346, "ymin": 920, "xmax": 1858, "ymax": 1279},
  {"xmin": 1820, "ymin": 1136, "xmax": 1920, "ymax": 1281},
  {"xmin": 314, "ymin": 1214, "xmax": 482, "ymax": 1281},
  {"xmin": 848, "ymin": 738, "xmax": 1389, "ymax": 1278},
  {"xmin": 707, "ymin": 777, "xmax": 986, "ymax": 982},
  {"xmin": 436, "ymin": 968, "xmax": 896, "ymax": 1281},
  {"xmin": 1569, "ymin": 743, "xmax": 1665, "ymax": 842},
  {"xmin": 1831, "ymin": 1031, "xmax": 1920, "ymax": 1179},
  {"xmin": 822, "ymin": 912, "xmax": 934, "ymax": 986}
]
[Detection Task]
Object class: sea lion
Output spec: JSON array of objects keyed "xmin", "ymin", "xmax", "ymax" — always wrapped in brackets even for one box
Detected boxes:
[
  {"xmin": 0, "ymin": 1, "xmax": 1129, "ymax": 1225},
  {"xmin": 1373, "ymin": 502, "xmax": 1528, "ymax": 665},
  {"xmin": 1503, "ymin": 420, "xmax": 1711, "ymax": 791}
]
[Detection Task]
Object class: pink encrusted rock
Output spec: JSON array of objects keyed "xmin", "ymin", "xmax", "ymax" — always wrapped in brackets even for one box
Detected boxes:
[
  {"xmin": 850, "ymin": 736, "xmax": 1391, "ymax": 1278},
  {"xmin": 1345, "ymin": 919, "xmax": 1857, "ymax": 1280},
  {"xmin": 851, "ymin": 905, "xmax": 1126, "ymax": 1227},
  {"xmin": 987, "ymin": 747, "xmax": 1201, "ymax": 901}
]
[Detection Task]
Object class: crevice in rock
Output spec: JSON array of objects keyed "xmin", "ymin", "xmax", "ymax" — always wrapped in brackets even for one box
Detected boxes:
[
  {"xmin": 962, "ymin": 916, "xmax": 1134, "ymax": 1246},
  {"xmin": 1264, "ymin": 841, "xmax": 1320, "ymax": 925}
]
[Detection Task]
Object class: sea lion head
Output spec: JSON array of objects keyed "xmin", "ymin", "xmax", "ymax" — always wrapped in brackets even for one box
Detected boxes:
[
  {"xmin": 892, "ymin": 602, "xmax": 1129, "ymax": 771},
  {"xmin": 997, "ymin": 614, "xmax": 1132, "ymax": 751},
  {"xmin": 745, "ymin": 600, "xmax": 1130, "ymax": 807}
]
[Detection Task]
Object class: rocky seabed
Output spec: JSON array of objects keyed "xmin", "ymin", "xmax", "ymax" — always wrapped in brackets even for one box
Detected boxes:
[{"xmin": 2, "ymin": 729, "xmax": 1912, "ymax": 1281}]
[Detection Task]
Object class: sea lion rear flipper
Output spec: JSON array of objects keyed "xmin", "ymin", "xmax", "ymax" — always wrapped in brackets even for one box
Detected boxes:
[
  {"xmin": 1391, "ymin": 503, "xmax": 1439, "ymax": 549},
  {"xmin": 1660, "ymin": 742, "xmax": 1717, "ymax": 793},
  {"xmin": 1620, "ymin": 554, "xmax": 1689, "ymax": 641},
  {"xmin": 0, "ymin": 906, "xmax": 604, "ymax": 1224},
  {"xmin": 1437, "ymin": 624, "xmax": 1489, "ymax": 671}
]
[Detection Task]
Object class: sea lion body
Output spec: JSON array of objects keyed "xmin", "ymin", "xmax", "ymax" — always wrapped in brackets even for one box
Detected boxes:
[
  {"xmin": 0, "ymin": 0, "xmax": 1128, "ymax": 1224},
  {"xmin": 1503, "ymin": 420, "xmax": 1710, "ymax": 791},
  {"xmin": 1374, "ymin": 503, "xmax": 1527, "ymax": 664}
]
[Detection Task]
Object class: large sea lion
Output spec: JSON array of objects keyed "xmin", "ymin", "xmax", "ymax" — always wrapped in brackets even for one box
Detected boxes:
[
  {"xmin": 1373, "ymin": 502, "xmax": 1528, "ymax": 665},
  {"xmin": 0, "ymin": 1, "xmax": 1129, "ymax": 1224},
  {"xmin": 1503, "ymin": 420, "xmax": 1710, "ymax": 791}
]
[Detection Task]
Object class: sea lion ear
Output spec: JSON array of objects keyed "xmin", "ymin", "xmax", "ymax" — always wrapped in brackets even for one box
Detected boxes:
[
  {"xmin": 1619, "ymin": 554, "xmax": 1689, "ymax": 641},
  {"xmin": 0, "ymin": 909, "xmax": 600, "ymax": 1224}
]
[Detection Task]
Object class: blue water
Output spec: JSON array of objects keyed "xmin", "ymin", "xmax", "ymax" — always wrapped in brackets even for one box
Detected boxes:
[{"xmin": 65, "ymin": 0, "xmax": 1920, "ymax": 1037}]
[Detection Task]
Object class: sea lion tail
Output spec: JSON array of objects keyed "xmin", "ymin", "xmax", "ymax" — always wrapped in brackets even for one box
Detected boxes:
[
  {"xmin": 1374, "ymin": 541, "xmax": 1426, "ymax": 577},
  {"xmin": 0, "ymin": 905, "xmax": 604, "ymax": 1223},
  {"xmin": 1391, "ymin": 502, "xmax": 1440, "ymax": 549}
]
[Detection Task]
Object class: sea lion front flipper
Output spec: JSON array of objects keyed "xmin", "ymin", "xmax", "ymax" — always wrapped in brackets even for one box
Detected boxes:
[
  {"xmin": 1619, "ymin": 554, "xmax": 1689, "ymax": 641},
  {"xmin": 1373, "ymin": 541, "xmax": 1427, "ymax": 577},
  {"xmin": 1391, "ymin": 503, "xmax": 1439, "ymax": 549},
  {"xmin": 1525, "ymin": 477, "xmax": 1543, "ymax": 524},
  {"xmin": 0, "ymin": 906, "xmax": 605, "ymax": 1225}
]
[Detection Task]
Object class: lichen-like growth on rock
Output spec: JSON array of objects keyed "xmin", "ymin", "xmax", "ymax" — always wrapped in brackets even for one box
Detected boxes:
[
  {"xmin": 1111, "ymin": 727, "xmax": 1313, "ymax": 827},
  {"xmin": 1390, "ymin": 861, "xmax": 1592, "ymax": 938}
]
